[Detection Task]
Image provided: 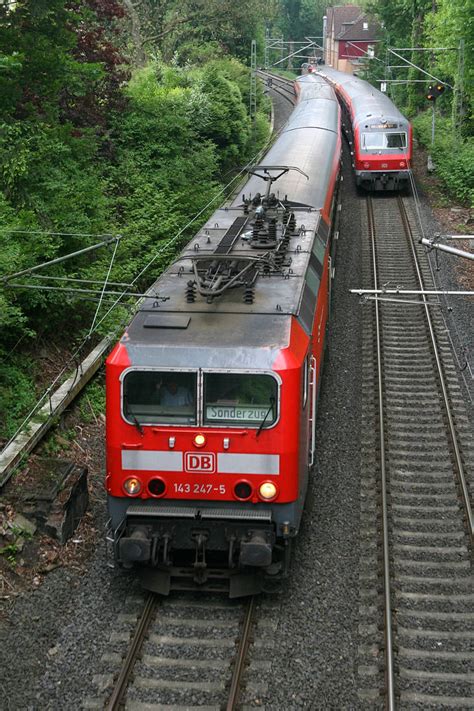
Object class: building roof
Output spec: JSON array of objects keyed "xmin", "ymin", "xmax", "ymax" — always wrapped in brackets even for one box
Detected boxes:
[
  {"xmin": 326, "ymin": 5, "xmax": 380, "ymax": 42},
  {"xmin": 327, "ymin": 5, "xmax": 361, "ymax": 37},
  {"xmin": 339, "ymin": 15, "xmax": 381, "ymax": 41}
]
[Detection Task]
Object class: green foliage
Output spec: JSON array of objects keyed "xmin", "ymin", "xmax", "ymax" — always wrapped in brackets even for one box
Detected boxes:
[
  {"xmin": 412, "ymin": 111, "xmax": 474, "ymax": 205},
  {"xmin": 0, "ymin": 356, "xmax": 36, "ymax": 442},
  {"xmin": 172, "ymin": 41, "xmax": 226, "ymax": 67},
  {"xmin": 368, "ymin": 0, "xmax": 472, "ymax": 132},
  {"xmin": 0, "ymin": 543, "xmax": 20, "ymax": 566},
  {"xmin": 106, "ymin": 61, "xmax": 222, "ymax": 291},
  {"xmin": 276, "ymin": 0, "xmax": 325, "ymax": 41},
  {"xmin": 78, "ymin": 378, "xmax": 106, "ymax": 423},
  {"xmin": 423, "ymin": 0, "xmax": 473, "ymax": 134},
  {"xmin": 199, "ymin": 67, "xmax": 250, "ymax": 170},
  {"xmin": 0, "ymin": 1, "xmax": 271, "ymax": 440},
  {"xmin": 126, "ymin": 0, "xmax": 276, "ymax": 64}
]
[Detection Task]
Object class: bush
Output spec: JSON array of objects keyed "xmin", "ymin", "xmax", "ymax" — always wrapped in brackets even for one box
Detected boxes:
[
  {"xmin": 412, "ymin": 111, "xmax": 474, "ymax": 206},
  {"xmin": 0, "ymin": 56, "xmax": 271, "ymax": 436},
  {"xmin": 0, "ymin": 357, "xmax": 36, "ymax": 442}
]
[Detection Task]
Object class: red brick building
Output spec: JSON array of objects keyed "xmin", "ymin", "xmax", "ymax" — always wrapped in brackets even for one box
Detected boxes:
[{"xmin": 323, "ymin": 5, "xmax": 381, "ymax": 74}]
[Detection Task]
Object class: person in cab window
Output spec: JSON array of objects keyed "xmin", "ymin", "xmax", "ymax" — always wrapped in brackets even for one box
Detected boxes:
[{"xmin": 159, "ymin": 378, "xmax": 193, "ymax": 407}]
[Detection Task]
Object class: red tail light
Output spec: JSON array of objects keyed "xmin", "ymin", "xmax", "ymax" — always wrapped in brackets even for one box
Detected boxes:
[
  {"xmin": 148, "ymin": 478, "xmax": 166, "ymax": 498},
  {"xmin": 234, "ymin": 481, "xmax": 253, "ymax": 501}
]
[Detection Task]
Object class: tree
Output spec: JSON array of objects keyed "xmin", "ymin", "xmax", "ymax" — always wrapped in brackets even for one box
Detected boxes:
[
  {"xmin": 121, "ymin": 0, "xmax": 275, "ymax": 64},
  {"xmin": 275, "ymin": 0, "xmax": 326, "ymax": 41}
]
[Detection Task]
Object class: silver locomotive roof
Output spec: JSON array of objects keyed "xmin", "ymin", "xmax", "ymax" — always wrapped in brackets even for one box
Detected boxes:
[{"xmin": 318, "ymin": 67, "xmax": 409, "ymax": 128}]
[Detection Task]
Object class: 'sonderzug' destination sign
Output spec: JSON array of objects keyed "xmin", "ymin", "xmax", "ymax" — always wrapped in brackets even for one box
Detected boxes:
[{"xmin": 206, "ymin": 405, "xmax": 271, "ymax": 421}]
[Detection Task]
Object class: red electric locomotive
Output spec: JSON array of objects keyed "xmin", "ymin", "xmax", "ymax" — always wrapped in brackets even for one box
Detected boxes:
[
  {"xmin": 319, "ymin": 66, "xmax": 412, "ymax": 191},
  {"xmin": 105, "ymin": 74, "xmax": 341, "ymax": 597}
]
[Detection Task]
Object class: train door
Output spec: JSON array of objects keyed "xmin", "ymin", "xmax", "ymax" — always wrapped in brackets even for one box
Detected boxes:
[
  {"xmin": 308, "ymin": 355, "xmax": 317, "ymax": 466},
  {"xmin": 298, "ymin": 353, "xmax": 312, "ymax": 500}
]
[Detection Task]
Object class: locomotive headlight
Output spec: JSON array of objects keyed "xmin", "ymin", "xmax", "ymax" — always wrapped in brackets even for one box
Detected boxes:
[
  {"xmin": 123, "ymin": 477, "xmax": 142, "ymax": 496},
  {"xmin": 193, "ymin": 434, "xmax": 206, "ymax": 448},
  {"xmin": 259, "ymin": 482, "xmax": 278, "ymax": 501}
]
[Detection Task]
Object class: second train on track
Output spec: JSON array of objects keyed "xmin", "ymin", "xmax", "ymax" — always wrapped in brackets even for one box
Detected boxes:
[{"xmin": 318, "ymin": 66, "xmax": 412, "ymax": 191}]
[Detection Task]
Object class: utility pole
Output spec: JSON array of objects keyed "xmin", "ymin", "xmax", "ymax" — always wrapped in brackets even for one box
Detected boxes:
[
  {"xmin": 287, "ymin": 41, "xmax": 294, "ymax": 71},
  {"xmin": 426, "ymin": 82, "xmax": 446, "ymax": 171},
  {"xmin": 453, "ymin": 39, "xmax": 465, "ymax": 137},
  {"xmin": 250, "ymin": 39, "xmax": 257, "ymax": 131},
  {"xmin": 264, "ymin": 28, "xmax": 269, "ymax": 70}
]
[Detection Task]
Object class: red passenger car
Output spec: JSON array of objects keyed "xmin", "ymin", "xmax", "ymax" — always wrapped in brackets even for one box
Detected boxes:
[
  {"xmin": 105, "ymin": 74, "xmax": 341, "ymax": 597},
  {"xmin": 319, "ymin": 67, "xmax": 412, "ymax": 191}
]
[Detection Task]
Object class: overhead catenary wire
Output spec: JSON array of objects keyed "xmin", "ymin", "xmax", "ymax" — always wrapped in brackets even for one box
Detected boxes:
[
  {"xmin": 88, "ymin": 236, "xmax": 121, "ymax": 336},
  {"xmin": 30, "ymin": 274, "xmax": 133, "ymax": 287},
  {"xmin": 0, "ymin": 228, "xmax": 122, "ymax": 237},
  {"xmin": 2, "ymin": 235, "xmax": 122, "ymax": 283},
  {"xmin": 4, "ymin": 282, "xmax": 166, "ymax": 299}
]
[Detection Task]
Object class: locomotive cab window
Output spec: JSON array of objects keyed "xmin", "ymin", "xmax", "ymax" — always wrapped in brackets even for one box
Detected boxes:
[
  {"xmin": 123, "ymin": 370, "xmax": 197, "ymax": 425},
  {"xmin": 204, "ymin": 373, "xmax": 278, "ymax": 428},
  {"xmin": 385, "ymin": 132, "xmax": 406, "ymax": 148}
]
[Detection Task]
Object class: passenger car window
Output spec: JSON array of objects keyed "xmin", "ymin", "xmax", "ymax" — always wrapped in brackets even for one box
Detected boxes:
[
  {"xmin": 123, "ymin": 371, "xmax": 197, "ymax": 425},
  {"xmin": 204, "ymin": 373, "xmax": 278, "ymax": 428}
]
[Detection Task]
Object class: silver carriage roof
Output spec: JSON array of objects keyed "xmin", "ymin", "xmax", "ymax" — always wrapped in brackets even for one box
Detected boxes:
[
  {"xmin": 318, "ymin": 66, "xmax": 408, "ymax": 128},
  {"xmin": 232, "ymin": 74, "xmax": 339, "ymax": 210},
  {"xmin": 123, "ymin": 76, "xmax": 339, "ymax": 370}
]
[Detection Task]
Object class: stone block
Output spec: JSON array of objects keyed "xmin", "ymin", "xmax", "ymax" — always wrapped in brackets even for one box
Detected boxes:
[{"xmin": 44, "ymin": 463, "xmax": 89, "ymax": 544}]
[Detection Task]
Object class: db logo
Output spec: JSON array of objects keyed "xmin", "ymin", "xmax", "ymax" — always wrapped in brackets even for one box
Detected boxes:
[{"xmin": 185, "ymin": 452, "xmax": 216, "ymax": 473}]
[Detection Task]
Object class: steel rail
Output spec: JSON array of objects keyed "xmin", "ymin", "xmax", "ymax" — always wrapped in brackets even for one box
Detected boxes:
[
  {"xmin": 226, "ymin": 595, "xmax": 255, "ymax": 711},
  {"xmin": 105, "ymin": 593, "xmax": 158, "ymax": 711},
  {"xmin": 366, "ymin": 196, "xmax": 396, "ymax": 711},
  {"xmin": 256, "ymin": 69, "xmax": 294, "ymax": 88},
  {"xmin": 397, "ymin": 196, "xmax": 474, "ymax": 538},
  {"xmin": 270, "ymin": 85, "xmax": 297, "ymax": 106},
  {"xmin": 256, "ymin": 70, "xmax": 297, "ymax": 106}
]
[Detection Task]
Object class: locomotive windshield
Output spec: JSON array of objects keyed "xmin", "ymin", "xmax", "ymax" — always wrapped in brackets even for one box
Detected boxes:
[
  {"xmin": 362, "ymin": 132, "xmax": 407, "ymax": 150},
  {"xmin": 204, "ymin": 373, "xmax": 278, "ymax": 428},
  {"xmin": 123, "ymin": 371, "xmax": 197, "ymax": 425}
]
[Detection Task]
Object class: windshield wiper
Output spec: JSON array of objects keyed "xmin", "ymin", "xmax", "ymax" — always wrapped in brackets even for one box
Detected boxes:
[
  {"xmin": 131, "ymin": 414, "xmax": 144, "ymax": 436},
  {"xmin": 256, "ymin": 397, "xmax": 275, "ymax": 438}
]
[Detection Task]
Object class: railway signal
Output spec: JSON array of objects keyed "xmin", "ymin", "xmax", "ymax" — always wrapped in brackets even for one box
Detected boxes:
[{"xmin": 426, "ymin": 83, "xmax": 446, "ymax": 101}]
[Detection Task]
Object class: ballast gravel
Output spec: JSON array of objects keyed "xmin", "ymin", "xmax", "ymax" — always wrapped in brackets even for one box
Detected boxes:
[{"xmin": 0, "ymin": 140, "xmax": 472, "ymax": 711}]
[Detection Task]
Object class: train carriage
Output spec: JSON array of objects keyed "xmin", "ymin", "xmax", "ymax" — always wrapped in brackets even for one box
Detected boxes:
[
  {"xmin": 105, "ymin": 74, "xmax": 341, "ymax": 597},
  {"xmin": 318, "ymin": 66, "xmax": 412, "ymax": 191}
]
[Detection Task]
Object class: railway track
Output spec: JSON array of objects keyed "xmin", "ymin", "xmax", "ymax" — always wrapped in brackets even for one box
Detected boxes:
[
  {"xmin": 358, "ymin": 194, "xmax": 474, "ymax": 708},
  {"xmin": 86, "ymin": 593, "xmax": 276, "ymax": 710},
  {"xmin": 256, "ymin": 69, "xmax": 297, "ymax": 106}
]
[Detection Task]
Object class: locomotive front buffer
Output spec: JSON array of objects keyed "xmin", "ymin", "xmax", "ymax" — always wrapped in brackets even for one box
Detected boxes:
[{"xmin": 107, "ymin": 504, "xmax": 293, "ymax": 597}]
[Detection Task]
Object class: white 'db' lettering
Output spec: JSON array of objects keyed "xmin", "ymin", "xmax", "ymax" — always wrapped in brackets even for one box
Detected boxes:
[{"xmin": 185, "ymin": 452, "xmax": 216, "ymax": 473}]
